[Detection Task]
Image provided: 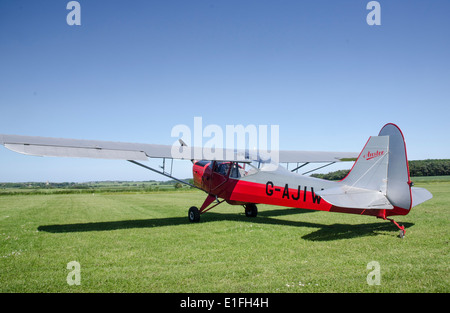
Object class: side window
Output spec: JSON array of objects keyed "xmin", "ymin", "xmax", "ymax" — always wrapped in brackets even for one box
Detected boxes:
[
  {"xmin": 213, "ymin": 162, "xmax": 230, "ymax": 176},
  {"xmin": 229, "ymin": 163, "xmax": 245, "ymax": 179},
  {"xmin": 219, "ymin": 163, "xmax": 230, "ymax": 176}
]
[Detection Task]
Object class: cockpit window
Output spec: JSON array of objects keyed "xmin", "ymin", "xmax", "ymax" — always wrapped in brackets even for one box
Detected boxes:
[
  {"xmin": 211, "ymin": 161, "xmax": 260, "ymax": 179},
  {"xmin": 229, "ymin": 163, "xmax": 245, "ymax": 178},
  {"xmin": 214, "ymin": 162, "xmax": 230, "ymax": 176}
]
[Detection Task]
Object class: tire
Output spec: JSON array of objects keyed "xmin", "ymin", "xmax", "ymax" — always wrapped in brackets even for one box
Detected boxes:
[
  {"xmin": 188, "ymin": 206, "xmax": 200, "ymax": 223},
  {"xmin": 244, "ymin": 204, "xmax": 258, "ymax": 218}
]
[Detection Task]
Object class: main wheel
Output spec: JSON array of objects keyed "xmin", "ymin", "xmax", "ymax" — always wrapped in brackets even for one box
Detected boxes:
[
  {"xmin": 244, "ymin": 203, "xmax": 258, "ymax": 218},
  {"xmin": 188, "ymin": 206, "xmax": 200, "ymax": 223}
]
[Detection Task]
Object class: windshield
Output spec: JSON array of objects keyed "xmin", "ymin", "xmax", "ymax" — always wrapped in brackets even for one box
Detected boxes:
[
  {"xmin": 212, "ymin": 161, "xmax": 261, "ymax": 179},
  {"xmin": 230, "ymin": 162, "xmax": 259, "ymax": 179}
]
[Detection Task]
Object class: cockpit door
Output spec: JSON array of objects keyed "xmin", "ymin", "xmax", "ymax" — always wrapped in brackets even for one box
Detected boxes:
[{"xmin": 210, "ymin": 161, "xmax": 230, "ymax": 193}]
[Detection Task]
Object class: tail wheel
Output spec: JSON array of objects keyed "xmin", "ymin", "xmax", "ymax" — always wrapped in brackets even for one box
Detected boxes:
[
  {"xmin": 244, "ymin": 203, "xmax": 258, "ymax": 218},
  {"xmin": 188, "ymin": 206, "xmax": 200, "ymax": 223}
]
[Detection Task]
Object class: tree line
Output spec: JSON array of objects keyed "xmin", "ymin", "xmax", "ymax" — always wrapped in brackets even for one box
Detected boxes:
[{"xmin": 311, "ymin": 159, "xmax": 450, "ymax": 180}]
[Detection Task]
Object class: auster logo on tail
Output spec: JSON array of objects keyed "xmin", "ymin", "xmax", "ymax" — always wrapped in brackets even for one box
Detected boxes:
[{"xmin": 363, "ymin": 150, "xmax": 384, "ymax": 161}]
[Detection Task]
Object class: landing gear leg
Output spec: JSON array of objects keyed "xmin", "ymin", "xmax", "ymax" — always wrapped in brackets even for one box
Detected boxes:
[
  {"xmin": 386, "ymin": 217, "xmax": 406, "ymax": 239},
  {"xmin": 188, "ymin": 194, "xmax": 224, "ymax": 223},
  {"xmin": 377, "ymin": 210, "xmax": 406, "ymax": 238}
]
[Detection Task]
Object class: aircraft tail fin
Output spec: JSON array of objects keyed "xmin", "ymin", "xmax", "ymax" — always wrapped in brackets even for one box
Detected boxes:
[
  {"xmin": 319, "ymin": 124, "xmax": 432, "ymax": 212},
  {"xmin": 319, "ymin": 133, "xmax": 392, "ymax": 210},
  {"xmin": 341, "ymin": 134, "xmax": 390, "ymax": 195}
]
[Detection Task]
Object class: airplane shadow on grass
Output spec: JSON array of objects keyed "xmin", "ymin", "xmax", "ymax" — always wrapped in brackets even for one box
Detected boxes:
[{"xmin": 37, "ymin": 208, "xmax": 413, "ymax": 241}]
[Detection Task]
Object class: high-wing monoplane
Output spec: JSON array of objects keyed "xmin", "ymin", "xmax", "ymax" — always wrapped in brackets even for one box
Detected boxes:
[{"xmin": 0, "ymin": 123, "xmax": 432, "ymax": 237}]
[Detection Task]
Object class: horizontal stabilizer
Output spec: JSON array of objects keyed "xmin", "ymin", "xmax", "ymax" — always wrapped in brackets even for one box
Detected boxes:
[
  {"xmin": 317, "ymin": 185, "xmax": 393, "ymax": 210},
  {"xmin": 411, "ymin": 187, "xmax": 433, "ymax": 208}
]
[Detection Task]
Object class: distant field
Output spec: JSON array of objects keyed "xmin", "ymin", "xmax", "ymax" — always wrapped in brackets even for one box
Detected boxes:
[
  {"xmin": 410, "ymin": 175, "xmax": 450, "ymax": 183},
  {"xmin": 0, "ymin": 177, "xmax": 448, "ymax": 292},
  {"xmin": 0, "ymin": 180, "xmax": 192, "ymax": 195}
]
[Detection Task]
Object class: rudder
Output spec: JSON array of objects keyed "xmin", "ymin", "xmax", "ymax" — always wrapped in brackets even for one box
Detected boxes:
[{"xmin": 378, "ymin": 123, "xmax": 412, "ymax": 211}]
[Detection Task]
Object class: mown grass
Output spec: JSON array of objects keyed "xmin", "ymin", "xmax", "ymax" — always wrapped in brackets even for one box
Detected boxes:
[{"xmin": 0, "ymin": 178, "xmax": 448, "ymax": 292}]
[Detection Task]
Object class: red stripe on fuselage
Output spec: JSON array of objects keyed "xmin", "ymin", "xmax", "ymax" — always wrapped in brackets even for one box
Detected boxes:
[
  {"xmin": 227, "ymin": 179, "xmax": 409, "ymax": 217},
  {"xmin": 229, "ymin": 179, "xmax": 332, "ymax": 212}
]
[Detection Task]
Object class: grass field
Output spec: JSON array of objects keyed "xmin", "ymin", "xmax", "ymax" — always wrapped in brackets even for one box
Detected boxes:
[{"xmin": 0, "ymin": 177, "xmax": 448, "ymax": 293}]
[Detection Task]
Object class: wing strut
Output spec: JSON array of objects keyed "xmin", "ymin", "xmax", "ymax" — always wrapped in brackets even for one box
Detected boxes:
[
  {"xmin": 290, "ymin": 162, "xmax": 310, "ymax": 173},
  {"xmin": 127, "ymin": 160, "xmax": 202, "ymax": 191},
  {"xmin": 302, "ymin": 162, "xmax": 336, "ymax": 175}
]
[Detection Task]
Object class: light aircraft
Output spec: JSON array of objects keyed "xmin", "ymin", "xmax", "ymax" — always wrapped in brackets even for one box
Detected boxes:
[{"xmin": 0, "ymin": 123, "xmax": 432, "ymax": 238}]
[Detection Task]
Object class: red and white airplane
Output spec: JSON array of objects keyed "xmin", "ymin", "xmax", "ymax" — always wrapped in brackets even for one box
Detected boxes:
[{"xmin": 0, "ymin": 123, "xmax": 432, "ymax": 237}]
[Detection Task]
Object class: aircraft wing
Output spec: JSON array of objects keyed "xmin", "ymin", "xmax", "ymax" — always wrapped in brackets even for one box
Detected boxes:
[
  {"xmin": 277, "ymin": 150, "xmax": 358, "ymax": 163},
  {"xmin": 0, "ymin": 134, "xmax": 358, "ymax": 163},
  {"xmin": 0, "ymin": 134, "xmax": 183, "ymax": 161}
]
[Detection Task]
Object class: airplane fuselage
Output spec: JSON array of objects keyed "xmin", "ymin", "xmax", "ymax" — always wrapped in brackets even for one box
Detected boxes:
[{"xmin": 192, "ymin": 160, "xmax": 409, "ymax": 219}]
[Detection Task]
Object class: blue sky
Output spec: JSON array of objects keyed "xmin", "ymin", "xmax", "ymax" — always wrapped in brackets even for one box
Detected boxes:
[{"xmin": 1, "ymin": 0, "xmax": 449, "ymax": 182}]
